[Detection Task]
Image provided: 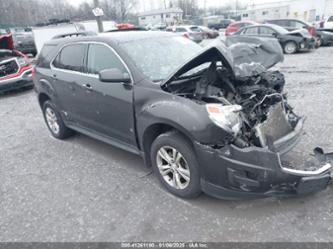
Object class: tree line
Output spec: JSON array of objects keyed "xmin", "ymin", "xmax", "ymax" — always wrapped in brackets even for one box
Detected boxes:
[{"xmin": 0, "ymin": 0, "xmax": 245, "ymax": 27}]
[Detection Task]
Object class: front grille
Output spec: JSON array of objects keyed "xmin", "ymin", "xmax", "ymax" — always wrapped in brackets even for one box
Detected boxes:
[{"xmin": 0, "ymin": 59, "xmax": 19, "ymax": 78}]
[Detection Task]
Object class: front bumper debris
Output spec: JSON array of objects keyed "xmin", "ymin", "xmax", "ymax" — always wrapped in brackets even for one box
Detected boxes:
[{"xmin": 194, "ymin": 118, "xmax": 332, "ymax": 199}]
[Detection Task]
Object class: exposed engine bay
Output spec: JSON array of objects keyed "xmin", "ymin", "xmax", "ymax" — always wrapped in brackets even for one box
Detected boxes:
[{"xmin": 163, "ymin": 41, "xmax": 301, "ymax": 149}]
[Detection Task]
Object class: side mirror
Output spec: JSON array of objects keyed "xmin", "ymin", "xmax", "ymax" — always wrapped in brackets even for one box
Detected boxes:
[
  {"xmin": 272, "ymin": 32, "xmax": 278, "ymax": 37},
  {"xmin": 99, "ymin": 68, "xmax": 131, "ymax": 83}
]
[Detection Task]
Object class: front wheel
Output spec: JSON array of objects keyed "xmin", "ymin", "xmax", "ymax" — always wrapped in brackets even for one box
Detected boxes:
[
  {"xmin": 284, "ymin": 41, "xmax": 298, "ymax": 54},
  {"xmin": 150, "ymin": 131, "xmax": 201, "ymax": 198}
]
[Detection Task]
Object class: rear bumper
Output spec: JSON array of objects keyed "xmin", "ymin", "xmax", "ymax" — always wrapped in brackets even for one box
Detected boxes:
[
  {"xmin": 0, "ymin": 67, "xmax": 33, "ymax": 92},
  {"xmin": 195, "ymin": 119, "xmax": 332, "ymax": 199}
]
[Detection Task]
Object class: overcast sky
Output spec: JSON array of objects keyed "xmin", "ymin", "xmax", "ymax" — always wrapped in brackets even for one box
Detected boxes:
[{"xmin": 68, "ymin": 0, "xmax": 280, "ymax": 10}]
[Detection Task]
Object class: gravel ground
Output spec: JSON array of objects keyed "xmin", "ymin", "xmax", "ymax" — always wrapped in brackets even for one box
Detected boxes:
[{"xmin": 0, "ymin": 46, "xmax": 332, "ymax": 242}]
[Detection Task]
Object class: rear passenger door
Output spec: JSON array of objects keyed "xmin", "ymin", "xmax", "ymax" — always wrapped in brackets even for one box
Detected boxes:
[{"xmin": 51, "ymin": 43, "xmax": 88, "ymax": 125}]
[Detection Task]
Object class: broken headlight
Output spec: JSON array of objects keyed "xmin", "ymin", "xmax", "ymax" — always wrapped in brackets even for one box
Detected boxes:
[{"xmin": 206, "ymin": 104, "xmax": 243, "ymax": 136}]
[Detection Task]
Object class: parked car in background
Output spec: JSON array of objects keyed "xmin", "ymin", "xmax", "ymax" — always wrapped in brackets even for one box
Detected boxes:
[
  {"xmin": 225, "ymin": 21, "xmax": 257, "ymax": 36},
  {"xmin": 208, "ymin": 19, "xmax": 234, "ymax": 30},
  {"xmin": 0, "ymin": 33, "xmax": 34, "ymax": 92},
  {"xmin": 198, "ymin": 26, "xmax": 219, "ymax": 39},
  {"xmin": 265, "ymin": 19, "xmax": 321, "ymax": 46},
  {"xmin": 12, "ymin": 31, "xmax": 37, "ymax": 56},
  {"xmin": 172, "ymin": 26, "xmax": 205, "ymax": 43},
  {"xmin": 34, "ymin": 31, "xmax": 332, "ymax": 199},
  {"xmin": 316, "ymin": 29, "xmax": 333, "ymax": 46},
  {"xmin": 231, "ymin": 24, "xmax": 316, "ymax": 54},
  {"xmin": 323, "ymin": 15, "xmax": 333, "ymax": 29},
  {"xmin": 8, "ymin": 27, "xmax": 37, "ymax": 56}
]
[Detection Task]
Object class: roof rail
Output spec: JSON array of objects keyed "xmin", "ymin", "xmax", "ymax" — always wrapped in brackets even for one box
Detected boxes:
[{"xmin": 52, "ymin": 31, "xmax": 96, "ymax": 40}]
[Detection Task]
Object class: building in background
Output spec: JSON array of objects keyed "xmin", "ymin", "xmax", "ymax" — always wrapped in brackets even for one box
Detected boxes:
[
  {"xmin": 138, "ymin": 7, "xmax": 183, "ymax": 26},
  {"xmin": 241, "ymin": 0, "xmax": 333, "ymax": 23}
]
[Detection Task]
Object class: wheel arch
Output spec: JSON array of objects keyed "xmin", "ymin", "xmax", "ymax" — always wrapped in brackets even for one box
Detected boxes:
[
  {"xmin": 38, "ymin": 92, "xmax": 51, "ymax": 108},
  {"xmin": 141, "ymin": 123, "xmax": 195, "ymax": 168}
]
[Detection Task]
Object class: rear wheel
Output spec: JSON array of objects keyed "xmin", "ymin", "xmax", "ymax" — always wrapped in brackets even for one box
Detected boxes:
[
  {"xmin": 284, "ymin": 41, "xmax": 297, "ymax": 54},
  {"xmin": 42, "ymin": 101, "xmax": 73, "ymax": 139},
  {"xmin": 151, "ymin": 131, "xmax": 201, "ymax": 198}
]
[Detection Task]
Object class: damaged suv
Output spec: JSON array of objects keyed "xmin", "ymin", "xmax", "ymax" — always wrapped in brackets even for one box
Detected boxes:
[
  {"xmin": 34, "ymin": 32, "xmax": 332, "ymax": 199},
  {"xmin": 0, "ymin": 32, "xmax": 34, "ymax": 92}
]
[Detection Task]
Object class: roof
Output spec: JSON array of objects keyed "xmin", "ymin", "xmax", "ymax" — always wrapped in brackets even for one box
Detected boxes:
[
  {"xmin": 45, "ymin": 31, "xmax": 175, "ymax": 46},
  {"xmin": 138, "ymin": 8, "xmax": 183, "ymax": 17}
]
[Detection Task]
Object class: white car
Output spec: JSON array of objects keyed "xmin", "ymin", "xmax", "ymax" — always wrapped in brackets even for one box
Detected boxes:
[{"xmin": 323, "ymin": 15, "xmax": 333, "ymax": 29}]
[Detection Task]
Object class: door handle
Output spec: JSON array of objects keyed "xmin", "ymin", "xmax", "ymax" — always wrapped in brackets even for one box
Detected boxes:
[{"xmin": 83, "ymin": 83, "xmax": 92, "ymax": 90}]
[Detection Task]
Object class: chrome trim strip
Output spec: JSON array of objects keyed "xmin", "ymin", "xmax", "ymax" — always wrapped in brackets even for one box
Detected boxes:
[
  {"xmin": 49, "ymin": 41, "xmax": 134, "ymax": 83},
  {"xmin": 281, "ymin": 163, "xmax": 332, "ymax": 176}
]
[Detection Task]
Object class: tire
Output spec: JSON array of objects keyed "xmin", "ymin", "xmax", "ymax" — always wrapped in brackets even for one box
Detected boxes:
[
  {"xmin": 150, "ymin": 131, "xmax": 201, "ymax": 198},
  {"xmin": 42, "ymin": 100, "xmax": 73, "ymax": 139},
  {"xmin": 283, "ymin": 41, "xmax": 298, "ymax": 54}
]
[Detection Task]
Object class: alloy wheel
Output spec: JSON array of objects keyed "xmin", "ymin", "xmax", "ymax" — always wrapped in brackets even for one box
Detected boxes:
[
  {"xmin": 156, "ymin": 146, "xmax": 190, "ymax": 190},
  {"xmin": 45, "ymin": 107, "xmax": 60, "ymax": 135}
]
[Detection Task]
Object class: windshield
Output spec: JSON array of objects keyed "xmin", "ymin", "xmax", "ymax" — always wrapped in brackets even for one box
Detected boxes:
[{"xmin": 119, "ymin": 36, "xmax": 203, "ymax": 82}]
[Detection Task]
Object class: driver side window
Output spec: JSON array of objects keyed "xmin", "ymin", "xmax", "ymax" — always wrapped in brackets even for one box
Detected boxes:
[{"xmin": 87, "ymin": 44, "xmax": 127, "ymax": 75}]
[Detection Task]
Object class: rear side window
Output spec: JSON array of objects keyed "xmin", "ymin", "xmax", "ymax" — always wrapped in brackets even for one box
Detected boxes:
[
  {"xmin": 244, "ymin": 27, "xmax": 259, "ymax": 35},
  {"xmin": 53, "ymin": 44, "xmax": 85, "ymax": 72},
  {"xmin": 260, "ymin": 27, "xmax": 275, "ymax": 35},
  {"xmin": 87, "ymin": 44, "xmax": 126, "ymax": 74},
  {"xmin": 270, "ymin": 20, "xmax": 289, "ymax": 27},
  {"xmin": 190, "ymin": 27, "xmax": 200, "ymax": 32},
  {"xmin": 176, "ymin": 27, "xmax": 187, "ymax": 32},
  {"xmin": 37, "ymin": 44, "xmax": 57, "ymax": 68},
  {"xmin": 289, "ymin": 20, "xmax": 305, "ymax": 28}
]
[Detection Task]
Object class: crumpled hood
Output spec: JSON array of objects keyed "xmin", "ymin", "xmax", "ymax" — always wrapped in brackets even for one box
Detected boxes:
[
  {"xmin": 0, "ymin": 34, "xmax": 14, "ymax": 50},
  {"xmin": 162, "ymin": 38, "xmax": 284, "ymax": 86}
]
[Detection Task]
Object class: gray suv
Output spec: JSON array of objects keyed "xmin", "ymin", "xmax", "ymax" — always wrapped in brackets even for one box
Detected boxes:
[{"xmin": 34, "ymin": 31, "xmax": 332, "ymax": 199}]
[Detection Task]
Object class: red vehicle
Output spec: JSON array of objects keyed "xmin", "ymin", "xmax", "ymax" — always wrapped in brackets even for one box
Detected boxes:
[
  {"xmin": 0, "ymin": 33, "xmax": 33, "ymax": 92},
  {"xmin": 225, "ymin": 21, "xmax": 257, "ymax": 36}
]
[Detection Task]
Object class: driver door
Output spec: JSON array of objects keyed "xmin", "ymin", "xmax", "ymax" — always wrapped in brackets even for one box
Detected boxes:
[{"xmin": 74, "ymin": 43, "xmax": 137, "ymax": 147}]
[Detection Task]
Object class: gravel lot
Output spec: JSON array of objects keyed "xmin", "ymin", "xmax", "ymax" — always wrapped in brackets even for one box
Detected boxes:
[{"xmin": 0, "ymin": 46, "xmax": 332, "ymax": 242}]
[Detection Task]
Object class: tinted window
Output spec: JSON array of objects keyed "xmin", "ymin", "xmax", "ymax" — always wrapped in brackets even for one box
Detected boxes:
[
  {"xmin": 290, "ymin": 20, "xmax": 305, "ymax": 28},
  {"xmin": 190, "ymin": 26, "xmax": 200, "ymax": 32},
  {"xmin": 328, "ymin": 16, "xmax": 333, "ymax": 22},
  {"xmin": 270, "ymin": 20, "xmax": 289, "ymax": 27},
  {"xmin": 37, "ymin": 44, "xmax": 57, "ymax": 68},
  {"xmin": 244, "ymin": 27, "xmax": 259, "ymax": 35},
  {"xmin": 54, "ymin": 44, "xmax": 85, "ymax": 72},
  {"xmin": 87, "ymin": 44, "xmax": 126, "ymax": 74},
  {"xmin": 176, "ymin": 27, "xmax": 187, "ymax": 32},
  {"xmin": 260, "ymin": 27, "xmax": 275, "ymax": 35}
]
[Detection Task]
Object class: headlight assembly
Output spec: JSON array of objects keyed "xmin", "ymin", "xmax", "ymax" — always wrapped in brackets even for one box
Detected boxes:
[{"xmin": 206, "ymin": 104, "xmax": 243, "ymax": 136}]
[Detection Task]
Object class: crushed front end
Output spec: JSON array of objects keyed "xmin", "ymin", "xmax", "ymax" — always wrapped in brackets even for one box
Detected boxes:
[
  {"xmin": 162, "ymin": 39, "xmax": 332, "ymax": 199},
  {"xmin": 0, "ymin": 34, "xmax": 33, "ymax": 92}
]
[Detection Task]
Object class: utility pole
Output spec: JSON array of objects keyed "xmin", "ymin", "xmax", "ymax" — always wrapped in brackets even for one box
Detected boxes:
[
  {"xmin": 93, "ymin": 0, "xmax": 104, "ymax": 33},
  {"xmin": 204, "ymin": 0, "xmax": 207, "ymax": 16}
]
